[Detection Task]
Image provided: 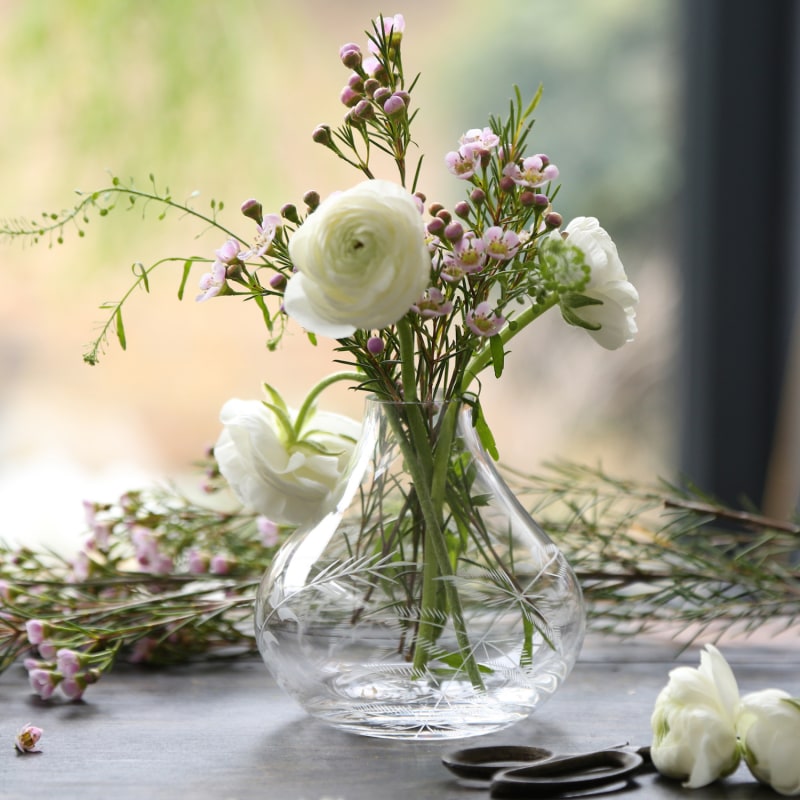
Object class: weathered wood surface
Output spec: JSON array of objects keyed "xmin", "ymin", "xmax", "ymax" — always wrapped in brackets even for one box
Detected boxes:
[{"xmin": 1, "ymin": 636, "xmax": 798, "ymax": 799}]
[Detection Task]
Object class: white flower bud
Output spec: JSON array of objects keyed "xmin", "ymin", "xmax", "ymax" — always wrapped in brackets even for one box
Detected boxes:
[
  {"xmin": 738, "ymin": 689, "xmax": 800, "ymax": 796},
  {"xmin": 650, "ymin": 644, "xmax": 741, "ymax": 788}
]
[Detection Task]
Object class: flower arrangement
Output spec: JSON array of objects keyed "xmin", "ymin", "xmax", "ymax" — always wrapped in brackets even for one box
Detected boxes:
[{"xmin": 2, "ymin": 8, "xmax": 798, "ymax": 754}]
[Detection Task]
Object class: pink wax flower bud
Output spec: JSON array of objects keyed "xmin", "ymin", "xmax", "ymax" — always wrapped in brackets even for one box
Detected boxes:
[
  {"xmin": 280, "ymin": 203, "xmax": 300, "ymax": 225},
  {"xmin": 367, "ymin": 335, "xmax": 385, "ymax": 355},
  {"xmin": 373, "ymin": 87, "xmax": 391, "ymax": 104},
  {"xmin": 269, "ymin": 273, "xmax": 287, "ymax": 291},
  {"xmin": 470, "ymin": 188, "xmax": 486, "ymax": 204},
  {"xmin": 363, "ymin": 77, "xmax": 381, "ymax": 97},
  {"xmin": 454, "ymin": 201, "xmax": 471, "ymax": 220},
  {"xmin": 351, "ymin": 99, "xmax": 374, "ymax": 120},
  {"xmin": 499, "ymin": 175, "xmax": 516, "ymax": 193},
  {"xmin": 426, "ymin": 218, "xmax": 445, "ymax": 236},
  {"xmin": 303, "ymin": 190, "xmax": 321, "ymax": 210},
  {"xmin": 311, "ymin": 125, "xmax": 332, "ymax": 146},
  {"xmin": 340, "ymin": 85, "xmax": 361, "ymax": 108},
  {"xmin": 339, "ymin": 42, "xmax": 362, "ymax": 69},
  {"xmin": 240, "ymin": 198, "xmax": 263, "ymax": 223},
  {"xmin": 545, "ymin": 211, "xmax": 563, "ymax": 229},
  {"xmin": 382, "ymin": 93, "xmax": 406, "ymax": 116},
  {"xmin": 444, "ymin": 222, "xmax": 464, "ymax": 242}
]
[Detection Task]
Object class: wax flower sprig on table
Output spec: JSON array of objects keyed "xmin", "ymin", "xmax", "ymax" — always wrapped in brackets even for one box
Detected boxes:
[{"xmin": 1, "ymin": 13, "xmax": 637, "ymax": 709}]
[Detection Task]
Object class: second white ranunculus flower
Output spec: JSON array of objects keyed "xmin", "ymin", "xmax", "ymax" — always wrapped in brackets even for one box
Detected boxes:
[
  {"xmin": 650, "ymin": 644, "xmax": 741, "ymax": 788},
  {"xmin": 214, "ymin": 398, "xmax": 361, "ymax": 528},
  {"xmin": 284, "ymin": 179, "xmax": 431, "ymax": 339},
  {"xmin": 737, "ymin": 689, "xmax": 800, "ymax": 797},
  {"xmin": 560, "ymin": 216, "xmax": 639, "ymax": 350}
]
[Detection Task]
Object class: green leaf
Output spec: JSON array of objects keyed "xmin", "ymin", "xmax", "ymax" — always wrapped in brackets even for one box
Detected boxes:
[
  {"xmin": 562, "ymin": 292, "xmax": 603, "ymax": 309},
  {"xmin": 489, "ymin": 334, "xmax": 505, "ymax": 379},
  {"xmin": 114, "ymin": 308, "xmax": 127, "ymax": 351},
  {"xmin": 559, "ymin": 301, "xmax": 601, "ymax": 331},
  {"xmin": 783, "ymin": 698, "xmax": 800, "ymax": 712},
  {"xmin": 177, "ymin": 260, "xmax": 193, "ymax": 301},
  {"xmin": 474, "ymin": 406, "xmax": 499, "ymax": 461}
]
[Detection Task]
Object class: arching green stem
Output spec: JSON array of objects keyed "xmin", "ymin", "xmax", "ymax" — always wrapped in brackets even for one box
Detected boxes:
[{"xmin": 293, "ymin": 370, "xmax": 364, "ymax": 435}]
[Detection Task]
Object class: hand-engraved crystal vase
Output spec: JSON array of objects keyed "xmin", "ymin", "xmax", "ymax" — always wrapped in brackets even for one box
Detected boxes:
[{"xmin": 255, "ymin": 397, "xmax": 585, "ymax": 739}]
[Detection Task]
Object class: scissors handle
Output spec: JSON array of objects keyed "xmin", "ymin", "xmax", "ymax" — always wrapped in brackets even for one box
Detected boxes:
[{"xmin": 490, "ymin": 748, "xmax": 644, "ymax": 798}]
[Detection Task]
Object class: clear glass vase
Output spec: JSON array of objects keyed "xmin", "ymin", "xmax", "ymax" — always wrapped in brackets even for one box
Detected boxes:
[{"xmin": 255, "ymin": 397, "xmax": 585, "ymax": 740}]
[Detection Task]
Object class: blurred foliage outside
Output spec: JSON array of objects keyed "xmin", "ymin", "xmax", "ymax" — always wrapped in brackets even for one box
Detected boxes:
[{"xmin": 0, "ymin": 0, "xmax": 681, "ymax": 548}]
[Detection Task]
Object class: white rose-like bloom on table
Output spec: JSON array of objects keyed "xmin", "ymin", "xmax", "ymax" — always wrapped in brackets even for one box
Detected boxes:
[
  {"xmin": 560, "ymin": 216, "xmax": 639, "ymax": 350},
  {"xmin": 214, "ymin": 399, "xmax": 361, "ymax": 528},
  {"xmin": 650, "ymin": 644, "xmax": 742, "ymax": 788},
  {"xmin": 284, "ymin": 179, "xmax": 431, "ymax": 339},
  {"xmin": 737, "ymin": 689, "xmax": 800, "ymax": 796}
]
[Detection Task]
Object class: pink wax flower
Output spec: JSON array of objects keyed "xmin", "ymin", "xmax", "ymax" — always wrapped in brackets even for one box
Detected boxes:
[
  {"xmin": 256, "ymin": 516, "xmax": 280, "ymax": 547},
  {"xmin": 187, "ymin": 549, "xmax": 209, "ymax": 574},
  {"xmin": 411, "ymin": 288, "xmax": 453, "ymax": 319},
  {"xmin": 56, "ymin": 648, "xmax": 82, "ymax": 678},
  {"xmin": 25, "ymin": 619, "xmax": 47, "ymax": 646},
  {"xmin": 209, "ymin": 554, "xmax": 230, "ymax": 575},
  {"xmin": 452, "ymin": 232, "xmax": 488, "ymax": 273},
  {"xmin": 445, "ymin": 150, "xmax": 479, "ymax": 180},
  {"xmin": 368, "ymin": 13, "xmax": 405, "ymax": 54},
  {"xmin": 60, "ymin": 676, "xmax": 86, "ymax": 701},
  {"xmin": 483, "ymin": 226, "xmax": 521, "ymax": 261},
  {"xmin": 196, "ymin": 261, "xmax": 226, "ymax": 303},
  {"xmin": 28, "ymin": 668, "xmax": 58, "ymax": 701},
  {"xmin": 459, "ymin": 127, "xmax": 500, "ymax": 152},
  {"xmin": 502, "ymin": 154, "xmax": 559, "ymax": 188},
  {"xmin": 239, "ymin": 213, "xmax": 281, "ymax": 260},
  {"xmin": 466, "ymin": 302, "xmax": 506, "ymax": 337},
  {"xmin": 15, "ymin": 723, "xmax": 43, "ymax": 754}
]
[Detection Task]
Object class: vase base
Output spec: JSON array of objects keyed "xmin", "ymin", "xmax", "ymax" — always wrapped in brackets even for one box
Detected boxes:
[
  {"xmin": 306, "ymin": 700, "xmax": 530, "ymax": 741},
  {"xmin": 283, "ymin": 670, "xmax": 552, "ymax": 740}
]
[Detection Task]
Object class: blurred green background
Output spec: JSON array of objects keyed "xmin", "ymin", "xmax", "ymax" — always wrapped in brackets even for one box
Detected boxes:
[{"xmin": 0, "ymin": 0, "xmax": 680, "ymax": 548}]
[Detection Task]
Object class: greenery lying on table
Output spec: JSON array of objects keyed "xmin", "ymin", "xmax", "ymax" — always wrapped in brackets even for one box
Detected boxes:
[{"xmin": 1, "ymin": 459, "xmax": 797, "ymax": 701}]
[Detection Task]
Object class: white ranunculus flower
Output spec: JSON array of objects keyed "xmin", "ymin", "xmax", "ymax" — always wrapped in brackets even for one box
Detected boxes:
[
  {"xmin": 214, "ymin": 399, "xmax": 361, "ymax": 528},
  {"xmin": 650, "ymin": 644, "xmax": 741, "ymax": 788},
  {"xmin": 562, "ymin": 216, "xmax": 639, "ymax": 350},
  {"xmin": 284, "ymin": 179, "xmax": 431, "ymax": 338},
  {"xmin": 737, "ymin": 689, "xmax": 800, "ymax": 796}
]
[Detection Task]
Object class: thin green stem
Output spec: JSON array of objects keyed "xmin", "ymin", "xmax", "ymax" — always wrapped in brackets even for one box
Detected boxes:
[
  {"xmin": 294, "ymin": 370, "xmax": 364, "ymax": 435},
  {"xmin": 459, "ymin": 296, "xmax": 559, "ymax": 393}
]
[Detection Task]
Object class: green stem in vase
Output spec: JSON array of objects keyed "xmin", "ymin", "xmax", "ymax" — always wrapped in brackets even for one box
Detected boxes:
[{"xmin": 394, "ymin": 319, "xmax": 484, "ymax": 689}]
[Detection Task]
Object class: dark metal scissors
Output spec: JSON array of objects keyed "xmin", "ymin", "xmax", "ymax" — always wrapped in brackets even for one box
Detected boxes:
[{"xmin": 442, "ymin": 744, "xmax": 652, "ymax": 798}]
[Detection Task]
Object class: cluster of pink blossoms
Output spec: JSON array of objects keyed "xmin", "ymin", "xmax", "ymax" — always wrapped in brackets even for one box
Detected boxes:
[
  {"xmin": 197, "ymin": 210, "xmax": 282, "ymax": 303},
  {"xmin": 23, "ymin": 620, "xmax": 100, "ymax": 701}
]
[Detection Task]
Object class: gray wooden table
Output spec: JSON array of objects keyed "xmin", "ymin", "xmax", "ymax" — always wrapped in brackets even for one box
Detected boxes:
[{"xmin": 1, "ymin": 635, "xmax": 797, "ymax": 799}]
